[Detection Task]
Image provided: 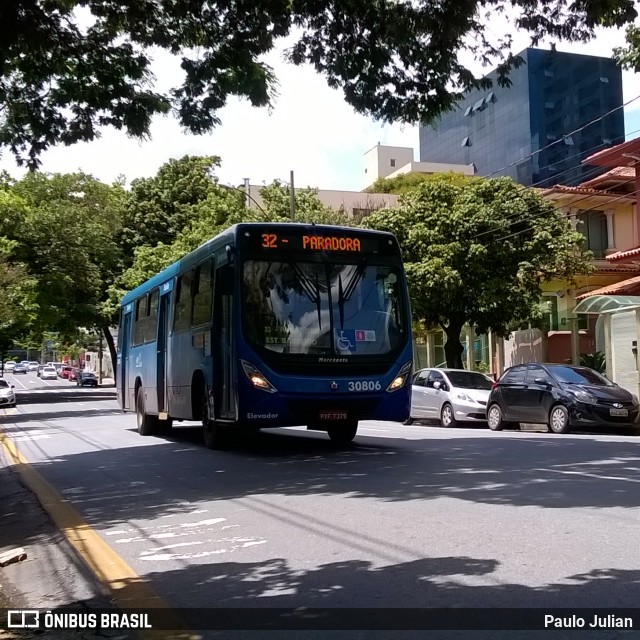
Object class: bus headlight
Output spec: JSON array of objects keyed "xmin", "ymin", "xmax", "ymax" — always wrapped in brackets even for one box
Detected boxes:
[
  {"xmin": 241, "ymin": 360, "xmax": 278, "ymax": 393},
  {"xmin": 386, "ymin": 361, "xmax": 413, "ymax": 392}
]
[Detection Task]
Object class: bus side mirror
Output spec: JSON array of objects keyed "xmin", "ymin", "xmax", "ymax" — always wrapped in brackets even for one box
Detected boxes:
[{"xmin": 226, "ymin": 245, "xmax": 234, "ymax": 264}]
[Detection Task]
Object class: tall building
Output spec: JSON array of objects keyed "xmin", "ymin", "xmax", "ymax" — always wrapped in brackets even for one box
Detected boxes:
[{"xmin": 419, "ymin": 48, "xmax": 625, "ymax": 187}]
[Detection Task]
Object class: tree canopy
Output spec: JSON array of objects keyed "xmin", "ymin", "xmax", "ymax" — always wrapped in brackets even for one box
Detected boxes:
[
  {"xmin": 362, "ymin": 176, "xmax": 593, "ymax": 368},
  {"xmin": 1, "ymin": 0, "xmax": 638, "ymax": 167}
]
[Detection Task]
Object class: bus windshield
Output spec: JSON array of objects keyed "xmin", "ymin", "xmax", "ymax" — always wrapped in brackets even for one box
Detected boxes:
[{"xmin": 242, "ymin": 259, "xmax": 406, "ymax": 357}]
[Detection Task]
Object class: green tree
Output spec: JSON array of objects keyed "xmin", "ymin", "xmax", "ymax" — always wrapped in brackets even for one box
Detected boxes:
[
  {"xmin": 118, "ymin": 156, "xmax": 236, "ymax": 266},
  {"xmin": 1, "ymin": 1, "xmax": 637, "ymax": 168},
  {"xmin": 8, "ymin": 171, "xmax": 126, "ymax": 370},
  {"xmin": 363, "ymin": 176, "xmax": 593, "ymax": 368},
  {"xmin": 257, "ymin": 180, "xmax": 354, "ymax": 226},
  {"xmin": 365, "ymin": 172, "xmax": 473, "ymax": 195}
]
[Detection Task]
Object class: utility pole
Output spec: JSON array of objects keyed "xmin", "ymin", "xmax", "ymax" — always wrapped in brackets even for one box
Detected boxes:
[
  {"xmin": 290, "ymin": 170, "xmax": 295, "ymax": 221},
  {"xmin": 243, "ymin": 178, "xmax": 250, "ymax": 209},
  {"xmin": 98, "ymin": 330, "xmax": 103, "ymax": 385}
]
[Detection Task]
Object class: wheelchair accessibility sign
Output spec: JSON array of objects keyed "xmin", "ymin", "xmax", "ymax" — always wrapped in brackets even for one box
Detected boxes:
[{"xmin": 335, "ymin": 330, "xmax": 356, "ymax": 353}]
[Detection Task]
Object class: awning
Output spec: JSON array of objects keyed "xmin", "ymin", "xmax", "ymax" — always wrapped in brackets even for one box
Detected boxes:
[{"xmin": 573, "ymin": 294, "xmax": 640, "ymax": 315}]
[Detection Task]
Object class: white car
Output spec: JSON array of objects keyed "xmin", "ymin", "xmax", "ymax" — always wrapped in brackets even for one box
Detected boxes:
[
  {"xmin": 0, "ymin": 379, "xmax": 16, "ymax": 407},
  {"xmin": 3, "ymin": 361, "xmax": 16, "ymax": 372},
  {"xmin": 406, "ymin": 368, "xmax": 494, "ymax": 428},
  {"xmin": 27, "ymin": 361, "xmax": 39, "ymax": 371},
  {"xmin": 40, "ymin": 366, "xmax": 58, "ymax": 381}
]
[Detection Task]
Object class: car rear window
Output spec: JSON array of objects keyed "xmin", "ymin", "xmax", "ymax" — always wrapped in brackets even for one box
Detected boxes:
[
  {"xmin": 500, "ymin": 365, "xmax": 527, "ymax": 384},
  {"xmin": 446, "ymin": 371, "xmax": 493, "ymax": 390}
]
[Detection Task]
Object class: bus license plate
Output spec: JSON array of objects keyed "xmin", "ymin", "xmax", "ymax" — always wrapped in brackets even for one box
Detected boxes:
[
  {"xmin": 319, "ymin": 411, "xmax": 348, "ymax": 421},
  {"xmin": 610, "ymin": 408, "xmax": 628, "ymax": 416}
]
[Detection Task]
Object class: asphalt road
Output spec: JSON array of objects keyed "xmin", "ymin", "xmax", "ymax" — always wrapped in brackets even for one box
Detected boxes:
[{"xmin": 2, "ymin": 373, "xmax": 640, "ymax": 639}]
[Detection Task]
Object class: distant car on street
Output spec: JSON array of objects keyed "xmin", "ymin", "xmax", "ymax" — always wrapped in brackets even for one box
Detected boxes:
[
  {"xmin": 27, "ymin": 361, "xmax": 39, "ymax": 371},
  {"xmin": 0, "ymin": 379, "xmax": 16, "ymax": 407},
  {"xmin": 68, "ymin": 368, "xmax": 80, "ymax": 381},
  {"xmin": 12, "ymin": 363, "xmax": 28, "ymax": 374},
  {"xmin": 60, "ymin": 365, "xmax": 73, "ymax": 379},
  {"xmin": 40, "ymin": 366, "xmax": 58, "ymax": 381},
  {"xmin": 3, "ymin": 361, "xmax": 16, "ymax": 372},
  {"xmin": 77, "ymin": 371, "xmax": 98, "ymax": 387}
]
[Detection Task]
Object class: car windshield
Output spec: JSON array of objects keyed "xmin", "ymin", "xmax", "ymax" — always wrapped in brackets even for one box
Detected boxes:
[
  {"xmin": 445, "ymin": 371, "xmax": 494, "ymax": 390},
  {"xmin": 0, "ymin": 380, "xmax": 9, "ymax": 388},
  {"xmin": 548, "ymin": 366, "xmax": 613, "ymax": 386},
  {"xmin": 242, "ymin": 259, "xmax": 406, "ymax": 357}
]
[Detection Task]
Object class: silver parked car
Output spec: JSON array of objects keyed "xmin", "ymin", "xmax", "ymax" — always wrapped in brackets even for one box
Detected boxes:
[
  {"xmin": 0, "ymin": 378, "xmax": 16, "ymax": 408},
  {"xmin": 406, "ymin": 368, "xmax": 494, "ymax": 427}
]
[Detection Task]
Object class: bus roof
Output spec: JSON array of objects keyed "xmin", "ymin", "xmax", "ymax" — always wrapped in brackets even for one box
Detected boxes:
[{"xmin": 120, "ymin": 222, "xmax": 397, "ymax": 307}]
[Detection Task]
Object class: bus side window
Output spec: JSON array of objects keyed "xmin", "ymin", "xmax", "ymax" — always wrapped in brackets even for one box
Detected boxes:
[
  {"xmin": 174, "ymin": 271, "xmax": 194, "ymax": 332},
  {"xmin": 146, "ymin": 289, "xmax": 159, "ymax": 342},
  {"xmin": 192, "ymin": 261, "xmax": 213, "ymax": 327},
  {"xmin": 133, "ymin": 296, "xmax": 147, "ymax": 346}
]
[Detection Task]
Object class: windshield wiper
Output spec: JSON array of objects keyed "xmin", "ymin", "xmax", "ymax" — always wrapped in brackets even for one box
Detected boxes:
[{"xmin": 337, "ymin": 259, "xmax": 367, "ymax": 329}]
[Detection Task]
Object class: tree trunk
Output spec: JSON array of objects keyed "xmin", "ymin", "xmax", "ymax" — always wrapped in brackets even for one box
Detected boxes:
[
  {"xmin": 443, "ymin": 323, "xmax": 465, "ymax": 369},
  {"xmin": 102, "ymin": 324, "xmax": 117, "ymax": 382}
]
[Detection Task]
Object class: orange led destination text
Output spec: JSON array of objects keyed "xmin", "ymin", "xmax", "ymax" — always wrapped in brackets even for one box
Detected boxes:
[{"xmin": 302, "ymin": 235, "xmax": 362, "ymax": 252}]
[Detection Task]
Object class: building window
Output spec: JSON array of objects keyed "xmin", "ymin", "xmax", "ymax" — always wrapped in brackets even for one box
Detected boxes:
[
  {"xmin": 390, "ymin": 159, "xmax": 396, "ymax": 167},
  {"xmin": 563, "ymin": 135, "xmax": 574, "ymax": 146},
  {"xmin": 472, "ymin": 97, "xmax": 486, "ymax": 112},
  {"xmin": 600, "ymin": 76, "xmax": 609, "ymax": 83},
  {"xmin": 544, "ymin": 69, "xmax": 554, "ymax": 77},
  {"xmin": 464, "ymin": 105, "xmax": 473, "ymax": 116},
  {"xmin": 486, "ymin": 91, "xmax": 495, "ymax": 103},
  {"xmin": 577, "ymin": 210, "xmax": 607, "ymax": 259},
  {"xmin": 461, "ymin": 136, "xmax": 470, "ymax": 147},
  {"xmin": 545, "ymin": 101, "xmax": 555, "ymax": 109}
]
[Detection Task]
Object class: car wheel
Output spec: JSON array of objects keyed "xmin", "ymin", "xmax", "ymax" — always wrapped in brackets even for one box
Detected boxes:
[
  {"xmin": 136, "ymin": 387, "xmax": 158, "ymax": 436},
  {"xmin": 549, "ymin": 404, "xmax": 570, "ymax": 434},
  {"xmin": 440, "ymin": 403, "xmax": 458, "ymax": 428},
  {"xmin": 487, "ymin": 404, "xmax": 505, "ymax": 431}
]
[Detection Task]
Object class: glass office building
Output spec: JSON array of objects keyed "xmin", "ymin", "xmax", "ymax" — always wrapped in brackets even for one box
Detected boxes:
[{"xmin": 419, "ymin": 48, "xmax": 625, "ymax": 187}]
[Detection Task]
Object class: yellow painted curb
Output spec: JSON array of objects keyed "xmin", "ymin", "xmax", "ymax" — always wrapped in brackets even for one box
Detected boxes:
[{"xmin": 0, "ymin": 429, "xmax": 199, "ymax": 640}]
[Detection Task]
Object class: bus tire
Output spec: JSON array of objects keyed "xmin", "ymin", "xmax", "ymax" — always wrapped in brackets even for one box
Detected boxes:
[
  {"xmin": 136, "ymin": 387, "xmax": 158, "ymax": 436},
  {"xmin": 158, "ymin": 418, "xmax": 173, "ymax": 434},
  {"xmin": 202, "ymin": 391, "xmax": 228, "ymax": 449},
  {"xmin": 327, "ymin": 420, "xmax": 358, "ymax": 444}
]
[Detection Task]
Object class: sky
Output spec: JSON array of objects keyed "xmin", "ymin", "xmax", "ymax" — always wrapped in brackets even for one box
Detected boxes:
[{"xmin": 0, "ymin": 18, "xmax": 639, "ymax": 193}]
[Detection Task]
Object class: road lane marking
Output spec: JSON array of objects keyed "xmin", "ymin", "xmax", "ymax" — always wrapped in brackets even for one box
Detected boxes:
[{"xmin": 0, "ymin": 429, "xmax": 198, "ymax": 639}]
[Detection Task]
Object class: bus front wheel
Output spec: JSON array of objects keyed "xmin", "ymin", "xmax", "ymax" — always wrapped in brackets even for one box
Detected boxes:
[
  {"xmin": 136, "ymin": 387, "xmax": 158, "ymax": 436},
  {"xmin": 327, "ymin": 420, "xmax": 358, "ymax": 444}
]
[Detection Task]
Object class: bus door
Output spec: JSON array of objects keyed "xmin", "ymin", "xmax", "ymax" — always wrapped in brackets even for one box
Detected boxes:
[
  {"xmin": 119, "ymin": 306, "xmax": 133, "ymax": 410},
  {"xmin": 213, "ymin": 262, "xmax": 236, "ymax": 420},
  {"xmin": 156, "ymin": 289, "xmax": 171, "ymax": 414}
]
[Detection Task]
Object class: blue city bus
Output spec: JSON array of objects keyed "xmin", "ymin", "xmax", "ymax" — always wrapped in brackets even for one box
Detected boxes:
[{"xmin": 117, "ymin": 222, "xmax": 412, "ymax": 447}]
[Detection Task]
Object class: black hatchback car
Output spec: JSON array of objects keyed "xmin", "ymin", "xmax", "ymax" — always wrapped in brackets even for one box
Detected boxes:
[
  {"xmin": 487, "ymin": 363, "xmax": 639, "ymax": 434},
  {"xmin": 77, "ymin": 371, "xmax": 98, "ymax": 387}
]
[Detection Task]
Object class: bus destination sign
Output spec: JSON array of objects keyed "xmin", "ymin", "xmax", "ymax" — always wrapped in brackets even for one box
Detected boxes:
[{"xmin": 260, "ymin": 232, "xmax": 363, "ymax": 252}]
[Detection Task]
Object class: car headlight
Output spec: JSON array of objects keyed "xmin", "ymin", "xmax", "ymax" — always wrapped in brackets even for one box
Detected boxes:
[
  {"xmin": 456, "ymin": 392, "xmax": 471, "ymax": 402},
  {"xmin": 386, "ymin": 361, "xmax": 413, "ymax": 392},
  {"xmin": 571, "ymin": 389, "xmax": 598, "ymax": 404},
  {"xmin": 632, "ymin": 394, "xmax": 639, "ymax": 406}
]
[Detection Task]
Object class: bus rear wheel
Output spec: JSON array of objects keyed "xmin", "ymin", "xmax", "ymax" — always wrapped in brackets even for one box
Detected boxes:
[
  {"xmin": 202, "ymin": 392, "xmax": 228, "ymax": 449},
  {"xmin": 327, "ymin": 420, "xmax": 358, "ymax": 444},
  {"xmin": 136, "ymin": 387, "xmax": 158, "ymax": 436}
]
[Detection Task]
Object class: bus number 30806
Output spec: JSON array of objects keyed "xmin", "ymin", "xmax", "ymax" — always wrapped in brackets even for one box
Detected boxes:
[{"xmin": 348, "ymin": 381, "xmax": 382, "ymax": 391}]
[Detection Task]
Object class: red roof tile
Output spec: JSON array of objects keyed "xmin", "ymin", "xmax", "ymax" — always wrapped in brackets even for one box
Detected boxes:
[
  {"xmin": 576, "ymin": 275, "xmax": 640, "ymax": 299},
  {"xmin": 606, "ymin": 246, "xmax": 640, "ymax": 262}
]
